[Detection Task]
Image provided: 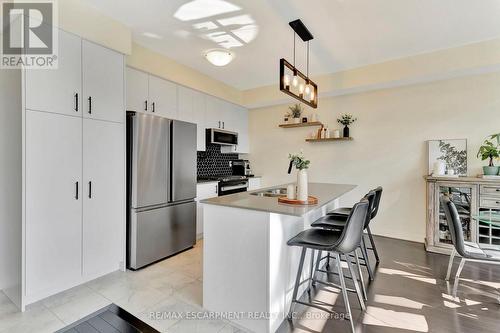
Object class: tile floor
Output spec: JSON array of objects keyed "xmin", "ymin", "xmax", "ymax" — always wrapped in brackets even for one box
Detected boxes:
[{"xmin": 1, "ymin": 237, "xmax": 500, "ymax": 333}]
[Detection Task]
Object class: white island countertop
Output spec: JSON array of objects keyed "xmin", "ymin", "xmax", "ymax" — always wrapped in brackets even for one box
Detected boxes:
[{"xmin": 201, "ymin": 182, "xmax": 356, "ymax": 217}]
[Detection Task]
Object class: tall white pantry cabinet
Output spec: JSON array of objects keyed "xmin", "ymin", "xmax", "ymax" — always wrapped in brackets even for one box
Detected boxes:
[{"xmin": 0, "ymin": 28, "xmax": 126, "ymax": 310}]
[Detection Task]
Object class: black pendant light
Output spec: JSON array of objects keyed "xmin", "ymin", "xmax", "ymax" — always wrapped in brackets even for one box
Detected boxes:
[{"xmin": 280, "ymin": 19, "xmax": 318, "ymax": 108}]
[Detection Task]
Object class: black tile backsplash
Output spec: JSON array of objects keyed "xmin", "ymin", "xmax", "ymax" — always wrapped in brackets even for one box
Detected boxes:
[{"xmin": 197, "ymin": 144, "xmax": 238, "ymax": 178}]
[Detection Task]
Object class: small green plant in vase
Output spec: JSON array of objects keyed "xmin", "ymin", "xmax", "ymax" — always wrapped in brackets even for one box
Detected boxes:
[
  {"xmin": 288, "ymin": 104, "xmax": 303, "ymax": 124},
  {"xmin": 477, "ymin": 133, "xmax": 500, "ymax": 175},
  {"xmin": 288, "ymin": 152, "xmax": 310, "ymax": 201},
  {"xmin": 337, "ymin": 114, "xmax": 357, "ymax": 138}
]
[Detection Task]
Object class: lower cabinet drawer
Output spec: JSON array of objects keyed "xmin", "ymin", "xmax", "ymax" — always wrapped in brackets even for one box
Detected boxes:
[
  {"xmin": 480, "ymin": 197, "xmax": 500, "ymax": 209},
  {"xmin": 480, "ymin": 185, "xmax": 500, "ymax": 197}
]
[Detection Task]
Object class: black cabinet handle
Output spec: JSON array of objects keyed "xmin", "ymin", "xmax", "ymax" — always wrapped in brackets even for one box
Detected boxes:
[
  {"xmin": 88, "ymin": 181, "xmax": 92, "ymax": 199},
  {"xmin": 215, "ymin": 185, "xmax": 218, "ymax": 193},
  {"xmin": 218, "ymin": 121, "xmax": 221, "ymax": 128},
  {"xmin": 74, "ymin": 93, "xmax": 79, "ymax": 112},
  {"xmin": 144, "ymin": 100, "xmax": 148, "ymax": 111},
  {"xmin": 75, "ymin": 181, "xmax": 79, "ymax": 200},
  {"xmin": 223, "ymin": 121, "xmax": 225, "ymax": 129},
  {"xmin": 88, "ymin": 96, "xmax": 92, "ymax": 114},
  {"xmin": 496, "ymin": 189, "xmax": 500, "ymax": 192},
  {"xmin": 152, "ymin": 102, "xmax": 155, "ymax": 113}
]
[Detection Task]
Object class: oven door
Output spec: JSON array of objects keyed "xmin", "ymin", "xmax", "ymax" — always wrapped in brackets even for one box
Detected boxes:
[
  {"xmin": 207, "ymin": 128, "xmax": 238, "ymax": 146},
  {"xmin": 219, "ymin": 180, "xmax": 248, "ymax": 196}
]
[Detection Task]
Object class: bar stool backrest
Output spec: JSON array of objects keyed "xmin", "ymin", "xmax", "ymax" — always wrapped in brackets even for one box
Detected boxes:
[
  {"xmin": 363, "ymin": 190, "xmax": 377, "ymax": 229},
  {"xmin": 370, "ymin": 186, "xmax": 383, "ymax": 219},
  {"xmin": 440, "ymin": 196, "xmax": 467, "ymax": 257},
  {"xmin": 335, "ymin": 199, "xmax": 370, "ymax": 254}
]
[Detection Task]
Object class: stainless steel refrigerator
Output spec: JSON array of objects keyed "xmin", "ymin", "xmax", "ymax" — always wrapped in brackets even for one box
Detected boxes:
[{"xmin": 126, "ymin": 112, "xmax": 196, "ymax": 270}]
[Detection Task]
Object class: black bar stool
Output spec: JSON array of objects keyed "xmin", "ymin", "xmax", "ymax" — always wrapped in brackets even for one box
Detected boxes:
[
  {"xmin": 327, "ymin": 186, "xmax": 383, "ymax": 264},
  {"xmin": 287, "ymin": 199, "xmax": 370, "ymax": 333}
]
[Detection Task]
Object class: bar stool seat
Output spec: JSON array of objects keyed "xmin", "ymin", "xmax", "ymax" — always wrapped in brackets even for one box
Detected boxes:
[
  {"xmin": 327, "ymin": 207, "xmax": 352, "ymax": 218},
  {"xmin": 287, "ymin": 228, "xmax": 342, "ymax": 250},
  {"xmin": 310, "ymin": 215, "xmax": 347, "ymax": 229}
]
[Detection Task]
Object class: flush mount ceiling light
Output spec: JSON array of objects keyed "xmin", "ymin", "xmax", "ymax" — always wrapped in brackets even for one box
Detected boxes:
[
  {"xmin": 280, "ymin": 19, "xmax": 318, "ymax": 108},
  {"xmin": 204, "ymin": 49, "xmax": 234, "ymax": 66}
]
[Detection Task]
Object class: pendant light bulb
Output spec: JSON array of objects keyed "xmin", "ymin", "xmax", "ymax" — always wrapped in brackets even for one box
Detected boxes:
[
  {"xmin": 299, "ymin": 83, "xmax": 304, "ymax": 94},
  {"xmin": 310, "ymin": 90, "xmax": 315, "ymax": 101},
  {"xmin": 304, "ymin": 84, "xmax": 311, "ymax": 96},
  {"xmin": 283, "ymin": 74, "xmax": 290, "ymax": 89},
  {"xmin": 292, "ymin": 75, "xmax": 298, "ymax": 87}
]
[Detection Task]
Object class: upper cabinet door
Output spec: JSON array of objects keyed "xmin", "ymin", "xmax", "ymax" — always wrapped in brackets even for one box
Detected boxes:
[
  {"xmin": 178, "ymin": 87, "xmax": 206, "ymax": 151},
  {"xmin": 25, "ymin": 29, "xmax": 82, "ymax": 116},
  {"xmin": 82, "ymin": 41, "xmax": 124, "ymax": 123},
  {"xmin": 83, "ymin": 119, "xmax": 124, "ymax": 278},
  {"xmin": 235, "ymin": 107, "xmax": 249, "ymax": 154},
  {"xmin": 25, "ymin": 110, "xmax": 82, "ymax": 298},
  {"xmin": 205, "ymin": 95, "xmax": 224, "ymax": 129},
  {"xmin": 126, "ymin": 67, "xmax": 149, "ymax": 113},
  {"xmin": 193, "ymin": 91, "xmax": 206, "ymax": 151},
  {"xmin": 148, "ymin": 75, "xmax": 177, "ymax": 119},
  {"xmin": 177, "ymin": 86, "xmax": 195, "ymax": 123}
]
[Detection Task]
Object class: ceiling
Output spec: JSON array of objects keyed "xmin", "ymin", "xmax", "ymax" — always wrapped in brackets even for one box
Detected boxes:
[{"xmin": 82, "ymin": 0, "xmax": 500, "ymax": 90}]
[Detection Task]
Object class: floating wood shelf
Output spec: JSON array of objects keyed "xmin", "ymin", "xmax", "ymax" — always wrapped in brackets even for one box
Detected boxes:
[
  {"xmin": 279, "ymin": 121, "xmax": 323, "ymax": 128},
  {"xmin": 306, "ymin": 137, "xmax": 353, "ymax": 142}
]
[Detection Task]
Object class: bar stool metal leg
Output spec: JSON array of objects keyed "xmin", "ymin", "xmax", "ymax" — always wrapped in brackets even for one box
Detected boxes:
[
  {"xmin": 308, "ymin": 249, "xmax": 315, "ymax": 294},
  {"xmin": 354, "ymin": 248, "xmax": 368, "ymax": 301},
  {"xmin": 360, "ymin": 237, "xmax": 374, "ymax": 281},
  {"xmin": 335, "ymin": 252, "xmax": 355, "ymax": 333},
  {"xmin": 288, "ymin": 247, "xmax": 307, "ymax": 319},
  {"xmin": 345, "ymin": 252, "xmax": 366, "ymax": 311},
  {"xmin": 366, "ymin": 226, "xmax": 380, "ymax": 264},
  {"xmin": 312, "ymin": 250, "xmax": 322, "ymax": 287}
]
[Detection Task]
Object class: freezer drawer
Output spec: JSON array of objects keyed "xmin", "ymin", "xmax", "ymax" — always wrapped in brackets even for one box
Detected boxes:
[{"xmin": 128, "ymin": 201, "xmax": 196, "ymax": 269}]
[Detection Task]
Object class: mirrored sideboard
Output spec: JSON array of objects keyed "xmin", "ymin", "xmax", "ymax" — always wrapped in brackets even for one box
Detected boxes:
[{"xmin": 425, "ymin": 176, "xmax": 500, "ymax": 254}]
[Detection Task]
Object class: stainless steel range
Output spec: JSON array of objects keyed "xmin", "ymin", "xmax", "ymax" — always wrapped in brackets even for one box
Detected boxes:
[{"xmin": 199, "ymin": 175, "xmax": 248, "ymax": 196}]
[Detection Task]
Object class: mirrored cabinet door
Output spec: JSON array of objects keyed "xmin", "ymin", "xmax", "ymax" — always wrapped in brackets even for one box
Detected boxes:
[{"xmin": 435, "ymin": 184, "xmax": 478, "ymax": 247}]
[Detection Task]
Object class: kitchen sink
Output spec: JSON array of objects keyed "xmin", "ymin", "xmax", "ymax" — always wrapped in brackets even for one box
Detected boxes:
[{"xmin": 250, "ymin": 188, "xmax": 287, "ymax": 197}]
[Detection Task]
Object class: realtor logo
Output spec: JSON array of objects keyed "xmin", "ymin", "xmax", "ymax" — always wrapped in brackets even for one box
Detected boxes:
[{"xmin": 1, "ymin": 0, "xmax": 58, "ymax": 68}]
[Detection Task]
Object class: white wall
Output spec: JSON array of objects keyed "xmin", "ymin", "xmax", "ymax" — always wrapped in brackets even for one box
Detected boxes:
[
  {"xmin": 248, "ymin": 72, "xmax": 500, "ymax": 243},
  {"xmin": 0, "ymin": 67, "xmax": 22, "ymax": 304}
]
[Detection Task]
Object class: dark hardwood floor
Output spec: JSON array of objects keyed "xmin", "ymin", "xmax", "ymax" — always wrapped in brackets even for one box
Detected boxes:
[{"xmin": 278, "ymin": 236, "xmax": 500, "ymax": 333}]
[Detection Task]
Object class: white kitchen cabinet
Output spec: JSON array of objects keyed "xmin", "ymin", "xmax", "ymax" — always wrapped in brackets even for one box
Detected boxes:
[
  {"xmin": 178, "ymin": 86, "xmax": 206, "ymax": 151},
  {"xmin": 196, "ymin": 182, "xmax": 219, "ymax": 237},
  {"xmin": 83, "ymin": 119, "xmax": 124, "ymax": 279},
  {"xmin": 248, "ymin": 177, "xmax": 261, "ymax": 191},
  {"xmin": 25, "ymin": 29, "xmax": 82, "ymax": 116},
  {"xmin": 148, "ymin": 75, "xmax": 177, "ymax": 119},
  {"xmin": 126, "ymin": 67, "xmax": 149, "ymax": 112},
  {"xmin": 221, "ymin": 105, "xmax": 249, "ymax": 154},
  {"xmin": 25, "ymin": 110, "xmax": 83, "ymax": 301},
  {"xmin": 82, "ymin": 40, "xmax": 125, "ymax": 123},
  {"xmin": 205, "ymin": 95, "xmax": 225, "ymax": 129}
]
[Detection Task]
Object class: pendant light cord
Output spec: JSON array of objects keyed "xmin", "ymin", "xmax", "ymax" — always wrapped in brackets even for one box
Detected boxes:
[
  {"xmin": 306, "ymin": 40, "xmax": 309, "ymax": 80},
  {"xmin": 293, "ymin": 32, "xmax": 296, "ymax": 68}
]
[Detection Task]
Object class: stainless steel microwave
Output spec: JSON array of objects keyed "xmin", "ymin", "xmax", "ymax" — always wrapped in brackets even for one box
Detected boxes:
[{"xmin": 206, "ymin": 128, "xmax": 238, "ymax": 146}]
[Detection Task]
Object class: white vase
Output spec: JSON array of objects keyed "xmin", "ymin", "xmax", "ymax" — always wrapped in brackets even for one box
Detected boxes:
[
  {"xmin": 297, "ymin": 169, "xmax": 308, "ymax": 201},
  {"xmin": 293, "ymin": 117, "xmax": 301, "ymax": 124}
]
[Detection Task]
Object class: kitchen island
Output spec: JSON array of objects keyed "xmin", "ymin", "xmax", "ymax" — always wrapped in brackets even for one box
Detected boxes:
[{"xmin": 201, "ymin": 183, "xmax": 356, "ymax": 333}]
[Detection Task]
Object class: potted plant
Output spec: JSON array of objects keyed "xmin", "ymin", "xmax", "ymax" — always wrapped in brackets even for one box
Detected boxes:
[
  {"xmin": 337, "ymin": 114, "xmax": 357, "ymax": 138},
  {"xmin": 288, "ymin": 104, "xmax": 303, "ymax": 124},
  {"xmin": 288, "ymin": 152, "xmax": 310, "ymax": 201},
  {"xmin": 477, "ymin": 134, "xmax": 500, "ymax": 175}
]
